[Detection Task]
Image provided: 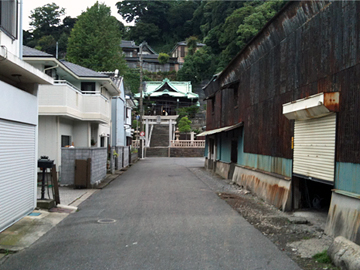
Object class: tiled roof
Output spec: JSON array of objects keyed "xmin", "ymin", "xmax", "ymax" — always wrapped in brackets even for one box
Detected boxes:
[
  {"xmin": 120, "ymin": 40, "xmax": 139, "ymax": 49},
  {"xmin": 60, "ymin": 60, "xmax": 108, "ymax": 78},
  {"xmin": 177, "ymin": 41, "xmax": 206, "ymax": 47},
  {"xmin": 23, "ymin": 46, "xmax": 53, "ymax": 57}
]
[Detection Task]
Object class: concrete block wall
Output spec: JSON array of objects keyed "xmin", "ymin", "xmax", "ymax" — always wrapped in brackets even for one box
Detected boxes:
[
  {"xmin": 90, "ymin": 148, "xmax": 107, "ymax": 185},
  {"xmin": 60, "ymin": 148, "xmax": 76, "ymax": 185},
  {"xmin": 123, "ymin": 146, "xmax": 130, "ymax": 167},
  {"xmin": 131, "ymin": 152, "xmax": 138, "ymax": 163},
  {"xmin": 61, "ymin": 147, "xmax": 107, "ymax": 186},
  {"xmin": 115, "ymin": 147, "xmax": 124, "ymax": 170}
]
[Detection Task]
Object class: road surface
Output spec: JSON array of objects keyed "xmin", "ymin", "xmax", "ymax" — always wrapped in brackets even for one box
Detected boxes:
[{"xmin": 2, "ymin": 158, "xmax": 300, "ymax": 270}]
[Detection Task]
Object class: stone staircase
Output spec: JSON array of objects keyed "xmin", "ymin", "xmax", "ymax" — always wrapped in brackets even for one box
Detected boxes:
[
  {"xmin": 150, "ymin": 125, "xmax": 169, "ymax": 147},
  {"xmin": 146, "ymin": 125, "xmax": 170, "ymax": 157}
]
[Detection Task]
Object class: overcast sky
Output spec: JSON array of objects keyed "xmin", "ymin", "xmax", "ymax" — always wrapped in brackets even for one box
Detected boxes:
[{"xmin": 23, "ymin": 0, "xmax": 128, "ymax": 30}]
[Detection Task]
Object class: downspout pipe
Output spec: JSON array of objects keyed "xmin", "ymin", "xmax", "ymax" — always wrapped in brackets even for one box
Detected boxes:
[
  {"xmin": 44, "ymin": 64, "xmax": 59, "ymax": 72},
  {"xmin": 19, "ymin": 0, "xmax": 23, "ymax": 59}
]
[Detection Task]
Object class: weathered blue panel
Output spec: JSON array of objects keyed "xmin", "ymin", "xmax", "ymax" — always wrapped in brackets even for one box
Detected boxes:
[
  {"xmin": 216, "ymin": 135, "xmax": 221, "ymax": 160},
  {"xmin": 336, "ymin": 162, "xmax": 360, "ymax": 195},
  {"xmin": 204, "ymin": 139, "xmax": 208, "ymax": 157},
  {"xmin": 238, "ymin": 129, "xmax": 292, "ymax": 177},
  {"xmin": 219, "ymin": 133, "xmax": 231, "ymax": 163}
]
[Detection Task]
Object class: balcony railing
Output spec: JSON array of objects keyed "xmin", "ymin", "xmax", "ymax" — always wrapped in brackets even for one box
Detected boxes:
[
  {"xmin": 132, "ymin": 140, "xmax": 141, "ymax": 148},
  {"xmin": 171, "ymin": 140, "xmax": 205, "ymax": 148},
  {"xmin": 54, "ymin": 80, "xmax": 82, "ymax": 93},
  {"xmin": 38, "ymin": 81, "xmax": 110, "ymax": 123},
  {"xmin": 132, "ymin": 140, "xmax": 205, "ymax": 148}
]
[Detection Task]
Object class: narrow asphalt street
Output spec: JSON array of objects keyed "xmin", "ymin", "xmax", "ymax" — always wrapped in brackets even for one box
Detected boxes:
[{"xmin": 2, "ymin": 158, "xmax": 301, "ymax": 270}]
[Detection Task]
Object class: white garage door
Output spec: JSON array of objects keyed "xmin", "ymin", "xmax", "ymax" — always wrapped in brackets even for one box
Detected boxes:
[
  {"xmin": 0, "ymin": 119, "xmax": 36, "ymax": 232},
  {"xmin": 293, "ymin": 113, "xmax": 336, "ymax": 183}
]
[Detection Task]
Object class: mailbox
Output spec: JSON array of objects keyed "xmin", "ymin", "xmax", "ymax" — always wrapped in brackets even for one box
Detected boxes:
[
  {"xmin": 38, "ymin": 156, "xmax": 54, "ymax": 200},
  {"xmin": 38, "ymin": 156, "xmax": 54, "ymax": 169}
]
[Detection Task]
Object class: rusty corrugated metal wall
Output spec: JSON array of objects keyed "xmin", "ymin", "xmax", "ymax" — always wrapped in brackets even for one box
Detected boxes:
[{"xmin": 204, "ymin": 0, "xmax": 360, "ymax": 163}]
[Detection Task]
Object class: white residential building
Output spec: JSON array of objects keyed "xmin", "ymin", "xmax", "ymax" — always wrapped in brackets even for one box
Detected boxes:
[
  {"xmin": 0, "ymin": 1, "xmax": 53, "ymax": 232},
  {"xmin": 23, "ymin": 46, "xmax": 121, "ymax": 171}
]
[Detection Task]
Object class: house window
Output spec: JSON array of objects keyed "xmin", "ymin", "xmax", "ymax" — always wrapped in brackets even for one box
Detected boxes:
[
  {"xmin": 81, "ymin": 82, "xmax": 96, "ymax": 93},
  {"xmin": 0, "ymin": 0, "xmax": 17, "ymax": 39},
  {"xmin": 100, "ymin": 136, "xmax": 105, "ymax": 147},
  {"xmin": 61, "ymin": 135, "xmax": 71, "ymax": 147}
]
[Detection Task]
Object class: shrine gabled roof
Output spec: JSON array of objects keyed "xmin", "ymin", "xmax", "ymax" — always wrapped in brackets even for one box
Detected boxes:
[{"xmin": 134, "ymin": 78, "xmax": 199, "ymax": 99}]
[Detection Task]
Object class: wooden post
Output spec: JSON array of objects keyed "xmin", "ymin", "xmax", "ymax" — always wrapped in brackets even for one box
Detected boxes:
[{"xmin": 51, "ymin": 165, "xmax": 60, "ymax": 205}]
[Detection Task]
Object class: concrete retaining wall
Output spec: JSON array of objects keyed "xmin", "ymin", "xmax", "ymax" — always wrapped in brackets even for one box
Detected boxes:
[
  {"xmin": 215, "ymin": 161, "xmax": 231, "ymax": 179},
  {"xmin": 61, "ymin": 147, "xmax": 107, "ymax": 186},
  {"xmin": 232, "ymin": 165, "xmax": 292, "ymax": 211},
  {"xmin": 325, "ymin": 192, "xmax": 360, "ymax": 245}
]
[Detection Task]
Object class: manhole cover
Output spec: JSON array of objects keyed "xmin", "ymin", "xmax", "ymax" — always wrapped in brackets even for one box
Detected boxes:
[{"xmin": 97, "ymin": 219, "xmax": 116, "ymax": 224}]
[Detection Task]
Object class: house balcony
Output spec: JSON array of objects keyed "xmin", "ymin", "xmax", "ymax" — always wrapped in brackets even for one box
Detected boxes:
[{"xmin": 38, "ymin": 80, "xmax": 110, "ymax": 123}]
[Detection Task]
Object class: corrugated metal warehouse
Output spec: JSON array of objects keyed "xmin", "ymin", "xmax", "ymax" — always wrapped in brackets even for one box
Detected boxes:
[{"xmin": 201, "ymin": 0, "xmax": 360, "ymax": 245}]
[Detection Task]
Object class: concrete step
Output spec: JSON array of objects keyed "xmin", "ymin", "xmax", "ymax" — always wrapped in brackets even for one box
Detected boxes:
[
  {"xmin": 146, "ymin": 147, "xmax": 169, "ymax": 157},
  {"xmin": 150, "ymin": 125, "xmax": 170, "ymax": 147}
]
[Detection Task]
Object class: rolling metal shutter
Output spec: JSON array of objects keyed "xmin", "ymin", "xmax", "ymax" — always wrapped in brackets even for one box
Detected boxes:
[
  {"xmin": 293, "ymin": 113, "xmax": 336, "ymax": 183},
  {"xmin": 0, "ymin": 119, "xmax": 36, "ymax": 232}
]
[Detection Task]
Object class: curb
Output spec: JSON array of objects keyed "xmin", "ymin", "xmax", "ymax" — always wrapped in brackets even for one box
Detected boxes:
[{"xmin": 328, "ymin": 236, "xmax": 360, "ymax": 270}]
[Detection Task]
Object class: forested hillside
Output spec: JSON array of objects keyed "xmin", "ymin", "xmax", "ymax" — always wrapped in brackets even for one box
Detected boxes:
[
  {"xmin": 118, "ymin": 0, "xmax": 286, "ymax": 83},
  {"xmin": 24, "ymin": 1, "xmax": 286, "ymax": 85}
]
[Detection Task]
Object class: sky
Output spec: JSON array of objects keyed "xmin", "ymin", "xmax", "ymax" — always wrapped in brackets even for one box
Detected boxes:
[{"xmin": 22, "ymin": 0, "xmax": 128, "ymax": 30}]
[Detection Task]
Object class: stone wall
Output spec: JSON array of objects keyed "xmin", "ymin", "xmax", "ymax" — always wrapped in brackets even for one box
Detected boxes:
[
  {"xmin": 170, "ymin": 148, "xmax": 204, "ymax": 157},
  {"xmin": 61, "ymin": 147, "xmax": 107, "ymax": 186}
]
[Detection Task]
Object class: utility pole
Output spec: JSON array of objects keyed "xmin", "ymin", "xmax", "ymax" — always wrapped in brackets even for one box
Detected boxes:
[{"xmin": 139, "ymin": 42, "xmax": 144, "ymax": 158}]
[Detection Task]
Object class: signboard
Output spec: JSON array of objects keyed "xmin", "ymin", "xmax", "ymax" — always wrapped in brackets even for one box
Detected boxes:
[{"xmin": 140, "ymin": 131, "xmax": 145, "ymax": 137}]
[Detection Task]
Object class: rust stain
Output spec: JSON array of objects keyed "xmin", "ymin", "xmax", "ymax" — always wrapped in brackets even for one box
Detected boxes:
[
  {"xmin": 324, "ymin": 92, "xmax": 340, "ymax": 112},
  {"xmin": 240, "ymin": 174, "xmax": 289, "ymax": 210}
]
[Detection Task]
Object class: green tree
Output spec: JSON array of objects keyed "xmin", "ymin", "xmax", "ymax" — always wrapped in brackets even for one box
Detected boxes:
[
  {"xmin": 117, "ymin": 1, "xmax": 199, "ymax": 53},
  {"xmin": 123, "ymin": 68, "xmax": 152, "ymax": 94},
  {"xmin": 67, "ymin": 2, "xmax": 127, "ymax": 72},
  {"xmin": 127, "ymin": 22, "xmax": 161, "ymax": 44},
  {"xmin": 236, "ymin": 1, "xmax": 285, "ymax": 49},
  {"xmin": 35, "ymin": 35, "xmax": 56, "ymax": 55},
  {"xmin": 186, "ymin": 36, "xmax": 198, "ymax": 56},
  {"xmin": 25, "ymin": 4, "xmax": 76, "ymax": 57},
  {"xmin": 178, "ymin": 116, "xmax": 192, "ymax": 133},
  {"xmin": 158, "ymin": 53, "xmax": 169, "ymax": 64},
  {"xmin": 29, "ymin": 3, "xmax": 65, "ymax": 37},
  {"xmin": 177, "ymin": 46, "xmax": 217, "ymax": 83}
]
